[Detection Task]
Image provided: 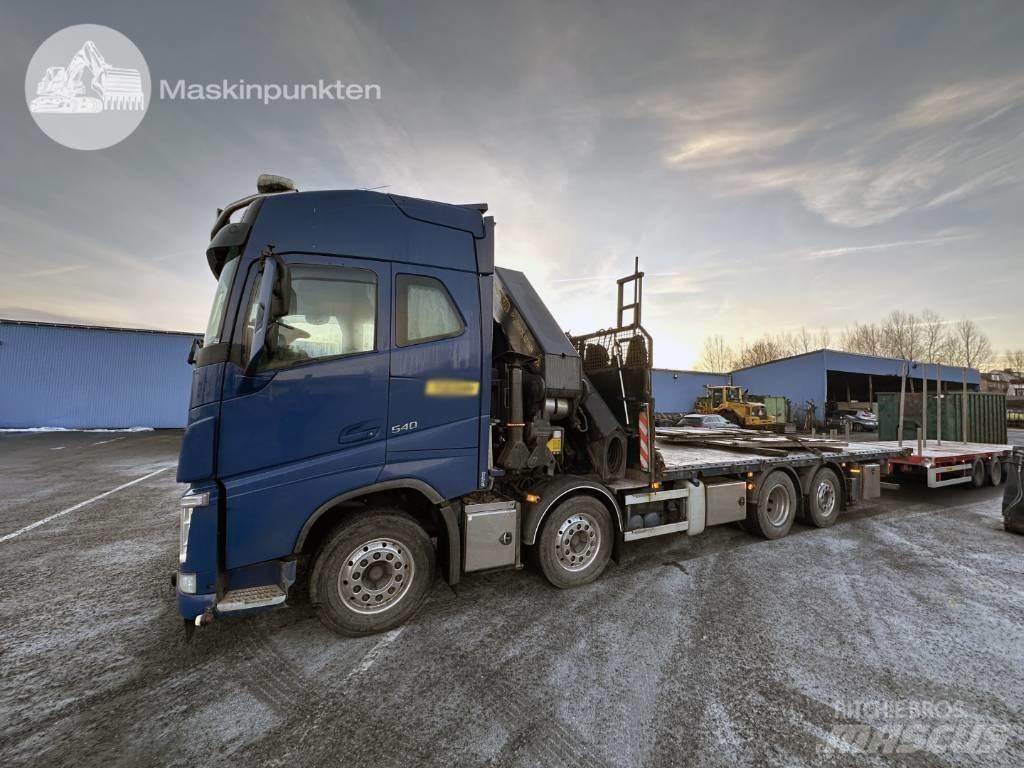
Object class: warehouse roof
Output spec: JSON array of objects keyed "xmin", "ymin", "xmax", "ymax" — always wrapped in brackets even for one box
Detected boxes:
[
  {"xmin": 0, "ymin": 318, "xmax": 201, "ymax": 338},
  {"xmin": 730, "ymin": 348, "xmax": 979, "ymax": 382}
]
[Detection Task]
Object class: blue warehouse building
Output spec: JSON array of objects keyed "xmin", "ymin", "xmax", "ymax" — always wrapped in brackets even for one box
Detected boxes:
[
  {"xmin": 0, "ymin": 321, "xmax": 983, "ymax": 432},
  {"xmin": 653, "ymin": 349, "xmax": 980, "ymax": 426},
  {"xmin": 0, "ymin": 319, "xmax": 198, "ymax": 429},
  {"xmin": 652, "ymin": 368, "xmax": 729, "ymax": 412}
]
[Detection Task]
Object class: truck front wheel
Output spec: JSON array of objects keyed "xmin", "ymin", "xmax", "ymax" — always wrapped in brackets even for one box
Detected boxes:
[
  {"xmin": 535, "ymin": 496, "xmax": 613, "ymax": 589},
  {"xmin": 745, "ymin": 471, "xmax": 797, "ymax": 539},
  {"xmin": 313, "ymin": 511, "xmax": 435, "ymax": 637}
]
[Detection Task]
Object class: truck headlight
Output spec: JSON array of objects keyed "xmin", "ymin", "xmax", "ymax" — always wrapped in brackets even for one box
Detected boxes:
[
  {"xmin": 179, "ymin": 491, "xmax": 209, "ymax": 565},
  {"xmin": 178, "ymin": 572, "xmax": 197, "ymax": 594},
  {"xmin": 179, "ymin": 507, "xmax": 193, "ymax": 564}
]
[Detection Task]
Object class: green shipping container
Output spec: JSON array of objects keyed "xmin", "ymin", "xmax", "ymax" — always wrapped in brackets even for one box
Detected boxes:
[
  {"xmin": 760, "ymin": 395, "xmax": 788, "ymax": 424},
  {"xmin": 877, "ymin": 391, "xmax": 1007, "ymax": 444}
]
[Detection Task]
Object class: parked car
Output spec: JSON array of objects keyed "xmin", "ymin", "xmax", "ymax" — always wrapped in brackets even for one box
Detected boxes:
[
  {"xmin": 677, "ymin": 413, "xmax": 737, "ymax": 429},
  {"xmin": 827, "ymin": 409, "xmax": 878, "ymax": 432}
]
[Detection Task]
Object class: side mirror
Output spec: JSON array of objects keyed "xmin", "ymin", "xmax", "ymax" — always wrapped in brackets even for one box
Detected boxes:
[
  {"xmin": 245, "ymin": 256, "xmax": 279, "ymax": 374},
  {"xmin": 187, "ymin": 337, "xmax": 203, "ymax": 365}
]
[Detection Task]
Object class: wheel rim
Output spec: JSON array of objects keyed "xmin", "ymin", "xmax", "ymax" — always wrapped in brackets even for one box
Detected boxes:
[
  {"xmin": 816, "ymin": 479, "xmax": 837, "ymax": 517},
  {"xmin": 555, "ymin": 512, "xmax": 601, "ymax": 572},
  {"xmin": 765, "ymin": 485, "xmax": 792, "ymax": 527},
  {"xmin": 337, "ymin": 538, "xmax": 414, "ymax": 614}
]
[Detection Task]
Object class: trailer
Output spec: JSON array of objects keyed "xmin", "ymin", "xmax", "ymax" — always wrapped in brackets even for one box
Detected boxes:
[
  {"xmin": 877, "ymin": 440, "xmax": 1013, "ymax": 488},
  {"xmin": 174, "ymin": 177, "xmax": 910, "ymax": 638},
  {"xmin": 877, "ymin": 361, "xmax": 1012, "ymax": 488}
]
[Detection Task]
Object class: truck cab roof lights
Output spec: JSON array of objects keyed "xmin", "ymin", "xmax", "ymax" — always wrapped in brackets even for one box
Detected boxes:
[{"xmin": 257, "ymin": 173, "xmax": 297, "ymax": 194}]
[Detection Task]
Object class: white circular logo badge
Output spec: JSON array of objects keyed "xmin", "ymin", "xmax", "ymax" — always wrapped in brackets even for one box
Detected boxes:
[{"xmin": 25, "ymin": 24, "xmax": 150, "ymax": 150}]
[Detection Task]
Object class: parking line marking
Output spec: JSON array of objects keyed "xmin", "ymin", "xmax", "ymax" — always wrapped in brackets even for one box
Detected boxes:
[
  {"xmin": 50, "ymin": 446, "xmax": 65, "ymax": 451},
  {"xmin": 0, "ymin": 466, "xmax": 173, "ymax": 543},
  {"xmin": 92, "ymin": 437, "xmax": 127, "ymax": 446}
]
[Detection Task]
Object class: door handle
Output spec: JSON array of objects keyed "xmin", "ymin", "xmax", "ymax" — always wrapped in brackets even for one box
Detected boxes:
[{"xmin": 338, "ymin": 423, "xmax": 380, "ymax": 444}]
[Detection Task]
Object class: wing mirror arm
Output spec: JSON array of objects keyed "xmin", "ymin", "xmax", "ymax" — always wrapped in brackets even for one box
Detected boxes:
[{"xmin": 245, "ymin": 253, "xmax": 279, "ymax": 374}]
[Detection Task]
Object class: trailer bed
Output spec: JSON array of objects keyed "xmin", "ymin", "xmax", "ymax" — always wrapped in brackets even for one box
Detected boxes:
[
  {"xmin": 875, "ymin": 440, "xmax": 1013, "ymax": 488},
  {"xmin": 872, "ymin": 440, "xmax": 1013, "ymax": 466},
  {"xmin": 653, "ymin": 429, "xmax": 908, "ymax": 481}
]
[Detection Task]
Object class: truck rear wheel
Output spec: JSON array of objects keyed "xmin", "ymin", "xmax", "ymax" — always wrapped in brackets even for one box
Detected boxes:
[
  {"xmin": 745, "ymin": 471, "xmax": 797, "ymax": 539},
  {"xmin": 806, "ymin": 468, "xmax": 841, "ymax": 528},
  {"xmin": 989, "ymin": 459, "xmax": 1003, "ymax": 486},
  {"xmin": 313, "ymin": 511, "xmax": 434, "ymax": 637},
  {"xmin": 971, "ymin": 459, "xmax": 986, "ymax": 488},
  {"xmin": 535, "ymin": 496, "xmax": 613, "ymax": 589}
]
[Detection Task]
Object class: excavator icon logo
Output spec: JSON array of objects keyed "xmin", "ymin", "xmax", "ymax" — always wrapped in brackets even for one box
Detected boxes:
[
  {"xmin": 30, "ymin": 40, "xmax": 145, "ymax": 115},
  {"xmin": 25, "ymin": 25, "xmax": 150, "ymax": 150}
]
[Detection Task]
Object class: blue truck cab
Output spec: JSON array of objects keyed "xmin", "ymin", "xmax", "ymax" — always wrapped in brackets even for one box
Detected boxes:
[{"xmin": 177, "ymin": 175, "xmax": 659, "ymax": 636}]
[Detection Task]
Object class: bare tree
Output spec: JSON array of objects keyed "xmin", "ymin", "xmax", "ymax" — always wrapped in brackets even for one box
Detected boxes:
[
  {"xmin": 695, "ymin": 335, "xmax": 735, "ymax": 372},
  {"xmin": 796, "ymin": 327, "xmax": 814, "ymax": 354},
  {"xmin": 919, "ymin": 309, "xmax": 948, "ymax": 364},
  {"xmin": 736, "ymin": 335, "xmax": 791, "ymax": 368},
  {"xmin": 880, "ymin": 310, "xmax": 920, "ymax": 361},
  {"xmin": 841, "ymin": 323, "xmax": 884, "ymax": 356},
  {"xmin": 949, "ymin": 320, "xmax": 993, "ymax": 371},
  {"xmin": 818, "ymin": 327, "xmax": 832, "ymax": 349},
  {"xmin": 1003, "ymin": 348, "xmax": 1024, "ymax": 376}
]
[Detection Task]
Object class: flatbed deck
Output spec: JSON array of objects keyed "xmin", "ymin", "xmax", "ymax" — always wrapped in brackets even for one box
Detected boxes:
[
  {"xmin": 653, "ymin": 428, "xmax": 909, "ymax": 482},
  {"xmin": 873, "ymin": 440, "xmax": 1013, "ymax": 467},
  {"xmin": 877, "ymin": 439, "xmax": 1014, "ymax": 488}
]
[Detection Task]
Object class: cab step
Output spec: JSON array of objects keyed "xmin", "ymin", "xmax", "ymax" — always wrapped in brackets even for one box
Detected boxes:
[{"xmin": 217, "ymin": 584, "xmax": 287, "ymax": 613}]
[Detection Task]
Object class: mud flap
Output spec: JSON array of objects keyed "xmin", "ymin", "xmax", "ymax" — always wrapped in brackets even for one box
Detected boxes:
[{"xmin": 1004, "ymin": 449, "xmax": 1024, "ymax": 534}]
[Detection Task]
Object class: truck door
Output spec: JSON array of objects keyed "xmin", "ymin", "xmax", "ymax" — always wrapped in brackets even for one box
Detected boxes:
[
  {"xmin": 216, "ymin": 253, "xmax": 391, "ymax": 567},
  {"xmin": 384, "ymin": 265, "xmax": 481, "ymax": 499}
]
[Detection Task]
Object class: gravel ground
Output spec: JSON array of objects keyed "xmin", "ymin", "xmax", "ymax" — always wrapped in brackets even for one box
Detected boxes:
[{"xmin": 1, "ymin": 430, "xmax": 1022, "ymax": 768}]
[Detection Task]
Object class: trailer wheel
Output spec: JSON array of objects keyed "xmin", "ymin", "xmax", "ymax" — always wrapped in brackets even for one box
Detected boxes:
[
  {"xmin": 989, "ymin": 459, "xmax": 1003, "ymax": 486},
  {"xmin": 535, "ymin": 495, "xmax": 613, "ymax": 589},
  {"xmin": 806, "ymin": 468, "xmax": 841, "ymax": 528},
  {"xmin": 971, "ymin": 459, "xmax": 986, "ymax": 488},
  {"xmin": 745, "ymin": 471, "xmax": 797, "ymax": 539},
  {"xmin": 313, "ymin": 510, "xmax": 434, "ymax": 637}
]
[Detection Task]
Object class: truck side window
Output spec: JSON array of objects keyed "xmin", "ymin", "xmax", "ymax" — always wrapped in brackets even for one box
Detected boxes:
[
  {"xmin": 395, "ymin": 274, "xmax": 464, "ymax": 347},
  {"xmin": 254, "ymin": 264, "xmax": 377, "ymax": 369}
]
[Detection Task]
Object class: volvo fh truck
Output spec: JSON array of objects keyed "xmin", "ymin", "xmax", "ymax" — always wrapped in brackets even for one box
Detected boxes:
[{"xmin": 174, "ymin": 175, "xmax": 905, "ymax": 637}]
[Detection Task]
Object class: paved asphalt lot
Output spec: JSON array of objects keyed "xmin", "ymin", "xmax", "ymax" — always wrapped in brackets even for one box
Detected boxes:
[{"xmin": 1, "ymin": 430, "xmax": 1022, "ymax": 768}]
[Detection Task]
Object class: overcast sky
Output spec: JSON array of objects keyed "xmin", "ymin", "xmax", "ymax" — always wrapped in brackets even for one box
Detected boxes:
[{"xmin": 2, "ymin": 1, "xmax": 1022, "ymax": 368}]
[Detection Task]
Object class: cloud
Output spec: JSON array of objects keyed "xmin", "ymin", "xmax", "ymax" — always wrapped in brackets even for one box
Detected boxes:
[
  {"xmin": 664, "ymin": 122, "xmax": 811, "ymax": 167},
  {"xmin": 23, "ymin": 264, "xmax": 86, "ymax": 278},
  {"xmin": 658, "ymin": 72, "xmax": 1024, "ymax": 227},
  {"xmin": 805, "ymin": 233, "xmax": 974, "ymax": 261}
]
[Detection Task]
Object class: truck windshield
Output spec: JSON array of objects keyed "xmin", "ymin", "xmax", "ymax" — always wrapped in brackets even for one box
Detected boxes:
[{"xmin": 204, "ymin": 255, "xmax": 239, "ymax": 344}]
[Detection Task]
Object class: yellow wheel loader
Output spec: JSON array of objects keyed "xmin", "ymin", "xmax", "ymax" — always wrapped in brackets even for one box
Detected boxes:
[{"xmin": 695, "ymin": 385, "xmax": 775, "ymax": 429}]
